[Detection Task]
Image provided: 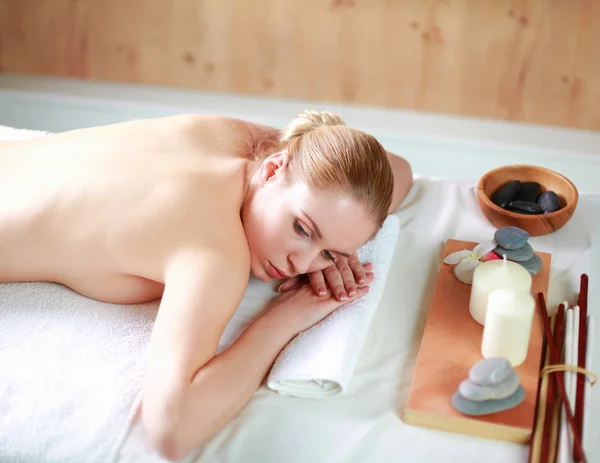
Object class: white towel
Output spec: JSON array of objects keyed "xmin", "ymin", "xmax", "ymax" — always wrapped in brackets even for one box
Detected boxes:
[
  {"xmin": 267, "ymin": 215, "xmax": 400, "ymax": 398},
  {"xmin": 0, "ymin": 281, "xmax": 158, "ymax": 463}
]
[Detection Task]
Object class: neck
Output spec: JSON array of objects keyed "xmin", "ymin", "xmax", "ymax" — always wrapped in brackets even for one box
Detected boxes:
[{"xmin": 241, "ymin": 158, "xmax": 260, "ymax": 210}]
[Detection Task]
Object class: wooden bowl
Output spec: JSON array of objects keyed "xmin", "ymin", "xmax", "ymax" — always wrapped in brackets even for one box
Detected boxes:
[{"xmin": 477, "ymin": 165, "xmax": 578, "ymax": 236}]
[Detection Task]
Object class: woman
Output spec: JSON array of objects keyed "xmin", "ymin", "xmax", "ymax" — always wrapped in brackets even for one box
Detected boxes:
[{"xmin": 0, "ymin": 110, "xmax": 412, "ymax": 460}]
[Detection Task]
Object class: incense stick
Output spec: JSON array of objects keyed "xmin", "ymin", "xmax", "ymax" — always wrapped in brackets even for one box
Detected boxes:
[
  {"xmin": 542, "ymin": 303, "xmax": 565, "ymax": 463},
  {"xmin": 575, "ymin": 274, "xmax": 589, "ymax": 462},
  {"xmin": 570, "ymin": 307, "xmax": 580, "ymax": 461},
  {"xmin": 537, "ymin": 293, "xmax": 587, "ymax": 463},
  {"xmin": 530, "ymin": 314, "xmax": 555, "ymax": 462},
  {"xmin": 582, "ymin": 315, "xmax": 594, "ymax": 452}
]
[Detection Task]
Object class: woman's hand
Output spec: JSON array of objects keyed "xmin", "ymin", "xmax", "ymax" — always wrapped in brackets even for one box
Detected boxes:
[
  {"xmin": 277, "ymin": 253, "xmax": 373, "ymax": 301},
  {"xmin": 265, "ymin": 282, "xmax": 370, "ymax": 335}
]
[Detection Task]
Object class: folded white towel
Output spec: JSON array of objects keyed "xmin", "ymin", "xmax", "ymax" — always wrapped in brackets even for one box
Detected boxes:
[{"xmin": 267, "ymin": 215, "xmax": 400, "ymax": 398}]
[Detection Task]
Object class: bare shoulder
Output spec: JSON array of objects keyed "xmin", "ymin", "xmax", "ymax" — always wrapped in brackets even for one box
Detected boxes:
[
  {"xmin": 163, "ymin": 214, "xmax": 250, "ymax": 289},
  {"xmin": 170, "ymin": 114, "xmax": 278, "ymax": 137},
  {"xmin": 9, "ymin": 114, "xmax": 280, "ymax": 161},
  {"xmin": 163, "ymin": 239, "xmax": 250, "ymax": 320},
  {"xmin": 170, "ymin": 114, "xmax": 281, "ymax": 157},
  {"xmin": 166, "ymin": 227, "xmax": 250, "ymax": 281}
]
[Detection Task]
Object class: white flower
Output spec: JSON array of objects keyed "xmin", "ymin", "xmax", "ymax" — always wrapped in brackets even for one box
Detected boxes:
[{"xmin": 443, "ymin": 240, "xmax": 497, "ymax": 284}]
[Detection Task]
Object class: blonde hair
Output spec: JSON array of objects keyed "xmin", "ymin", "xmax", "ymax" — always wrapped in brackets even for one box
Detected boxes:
[{"xmin": 274, "ymin": 110, "xmax": 394, "ymax": 230}]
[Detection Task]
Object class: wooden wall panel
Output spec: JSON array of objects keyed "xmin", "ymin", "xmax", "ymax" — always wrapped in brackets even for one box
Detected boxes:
[{"xmin": 0, "ymin": 0, "xmax": 599, "ymax": 130}]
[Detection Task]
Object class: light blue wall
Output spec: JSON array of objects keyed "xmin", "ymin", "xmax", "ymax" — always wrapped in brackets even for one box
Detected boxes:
[{"xmin": 1, "ymin": 74, "xmax": 599, "ymax": 193}]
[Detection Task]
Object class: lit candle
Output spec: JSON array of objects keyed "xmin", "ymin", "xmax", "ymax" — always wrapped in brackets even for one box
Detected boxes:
[
  {"xmin": 469, "ymin": 256, "xmax": 532, "ymax": 325},
  {"xmin": 481, "ymin": 288, "xmax": 535, "ymax": 366}
]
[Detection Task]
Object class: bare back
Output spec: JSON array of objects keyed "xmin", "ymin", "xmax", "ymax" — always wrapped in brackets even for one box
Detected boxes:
[{"xmin": 0, "ymin": 115, "xmax": 259, "ymax": 303}]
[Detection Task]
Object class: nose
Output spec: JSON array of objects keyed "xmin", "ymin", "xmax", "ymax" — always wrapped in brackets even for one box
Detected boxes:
[{"xmin": 289, "ymin": 249, "xmax": 320, "ymax": 276}]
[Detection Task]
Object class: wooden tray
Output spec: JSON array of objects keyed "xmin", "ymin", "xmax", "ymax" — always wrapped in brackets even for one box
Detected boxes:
[{"xmin": 403, "ymin": 239, "xmax": 551, "ymax": 443}]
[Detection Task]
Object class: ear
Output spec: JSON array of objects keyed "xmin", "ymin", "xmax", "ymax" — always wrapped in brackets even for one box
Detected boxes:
[{"xmin": 257, "ymin": 151, "xmax": 289, "ymax": 186}]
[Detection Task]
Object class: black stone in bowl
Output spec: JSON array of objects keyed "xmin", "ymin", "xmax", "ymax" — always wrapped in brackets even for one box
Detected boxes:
[
  {"xmin": 491, "ymin": 180, "xmax": 520, "ymax": 208},
  {"xmin": 491, "ymin": 180, "xmax": 561, "ymax": 216},
  {"xmin": 507, "ymin": 200, "xmax": 544, "ymax": 215},
  {"xmin": 515, "ymin": 182, "xmax": 541, "ymax": 203},
  {"xmin": 477, "ymin": 165, "xmax": 578, "ymax": 236}
]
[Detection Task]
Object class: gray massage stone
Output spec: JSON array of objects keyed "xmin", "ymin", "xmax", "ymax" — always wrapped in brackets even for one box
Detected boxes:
[
  {"xmin": 494, "ymin": 242, "xmax": 534, "ymax": 262},
  {"xmin": 518, "ymin": 253, "xmax": 543, "ymax": 276},
  {"xmin": 452, "ymin": 386, "xmax": 525, "ymax": 416},
  {"xmin": 537, "ymin": 191, "xmax": 560, "ymax": 213},
  {"xmin": 494, "ymin": 226, "xmax": 529, "ymax": 250},
  {"xmin": 469, "ymin": 357, "xmax": 512, "ymax": 386},
  {"xmin": 459, "ymin": 370, "xmax": 520, "ymax": 401}
]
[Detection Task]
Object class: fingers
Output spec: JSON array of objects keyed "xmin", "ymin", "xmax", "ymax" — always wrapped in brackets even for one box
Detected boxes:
[
  {"xmin": 307, "ymin": 271, "xmax": 327, "ymax": 296},
  {"xmin": 336, "ymin": 258, "xmax": 358, "ymax": 298},
  {"xmin": 275, "ymin": 283, "xmax": 371, "ymax": 334},
  {"xmin": 277, "ymin": 275, "xmax": 304, "ymax": 293},
  {"xmin": 323, "ymin": 259, "xmax": 375, "ymax": 302},
  {"xmin": 364, "ymin": 262, "xmax": 373, "ymax": 277},
  {"xmin": 348, "ymin": 256, "xmax": 373, "ymax": 287},
  {"xmin": 323, "ymin": 264, "xmax": 348, "ymax": 301},
  {"xmin": 320, "ymin": 284, "xmax": 370, "ymax": 316},
  {"xmin": 282, "ymin": 260, "xmax": 375, "ymax": 303}
]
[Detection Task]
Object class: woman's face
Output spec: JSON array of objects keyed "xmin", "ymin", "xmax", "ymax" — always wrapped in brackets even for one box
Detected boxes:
[{"xmin": 241, "ymin": 153, "xmax": 377, "ymax": 282}]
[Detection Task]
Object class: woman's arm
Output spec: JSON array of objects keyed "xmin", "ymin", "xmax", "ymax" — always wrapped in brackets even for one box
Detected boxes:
[
  {"xmin": 142, "ymin": 247, "xmax": 368, "ymax": 461},
  {"xmin": 386, "ymin": 151, "xmax": 413, "ymax": 213},
  {"xmin": 142, "ymin": 247, "xmax": 253, "ymax": 460}
]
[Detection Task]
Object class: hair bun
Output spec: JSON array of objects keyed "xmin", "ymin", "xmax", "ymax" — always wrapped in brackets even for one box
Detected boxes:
[{"xmin": 281, "ymin": 110, "xmax": 345, "ymax": 143}]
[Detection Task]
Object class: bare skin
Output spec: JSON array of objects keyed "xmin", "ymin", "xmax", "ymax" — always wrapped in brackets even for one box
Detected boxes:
[{"xmin": 0, "ymin": 114, "xmax": 412, "ymax": 460}]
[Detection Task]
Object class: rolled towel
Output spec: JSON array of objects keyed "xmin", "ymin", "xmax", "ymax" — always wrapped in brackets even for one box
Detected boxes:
[{"xmin": 267, "ymin": 215, "xmax": 400, "ymax": 398}]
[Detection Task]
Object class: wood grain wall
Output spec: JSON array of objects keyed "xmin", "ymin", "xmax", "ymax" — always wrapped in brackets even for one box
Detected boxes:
[{"xmin": 1, "ymin": 0, "xmax": 599, "ymax": 130}]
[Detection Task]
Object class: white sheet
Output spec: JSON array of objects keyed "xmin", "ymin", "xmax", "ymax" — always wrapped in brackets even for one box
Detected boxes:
[
  {"xmin": 118, "ymin": 178, "xmax": 600, "ymax": 463},
  {"xmin": 1, "ymin": 126, "xmax": 598, "ymax": 463}
]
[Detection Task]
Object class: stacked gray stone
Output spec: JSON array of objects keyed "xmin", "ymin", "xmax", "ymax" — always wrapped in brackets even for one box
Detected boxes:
[
  {"xmin": 452, "ymin": 358, "xmax": 525, "ymax": 416},
  {"xmin": 493, "ymin": 226, "xmax": 543, "ymax": 275}
]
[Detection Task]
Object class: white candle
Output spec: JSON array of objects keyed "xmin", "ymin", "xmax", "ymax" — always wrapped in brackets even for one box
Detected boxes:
[
  {"xmin": 469, "ymin": 257, "xmax": 532, "ymax": 325},
  {"xmin": 481, "ymin": 288, "xmax": 535, "ymax": 366}
]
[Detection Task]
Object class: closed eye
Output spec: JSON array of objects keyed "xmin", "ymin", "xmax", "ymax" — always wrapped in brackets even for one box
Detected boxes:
[
  {"xmin": 322, "ymin": 250, "xmax": 335, "ymax": 262},
  {"xmin": 294, "ymin": 219, "xmax": 309, "ymax": 237},
  {"xmin": 295, "ymin": 219, "xmax": 335, "ymax": 263}
]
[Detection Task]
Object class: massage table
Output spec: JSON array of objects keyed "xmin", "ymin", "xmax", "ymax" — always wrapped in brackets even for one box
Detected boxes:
[{"xmin": 0, "ymin": 119, "xmax": 598, "ymax": 463}]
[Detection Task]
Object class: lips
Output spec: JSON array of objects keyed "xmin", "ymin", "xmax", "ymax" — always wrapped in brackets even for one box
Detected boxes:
[{"xmin": 267, "ymin": 261, "xmax": 288, "ymax": 279}]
